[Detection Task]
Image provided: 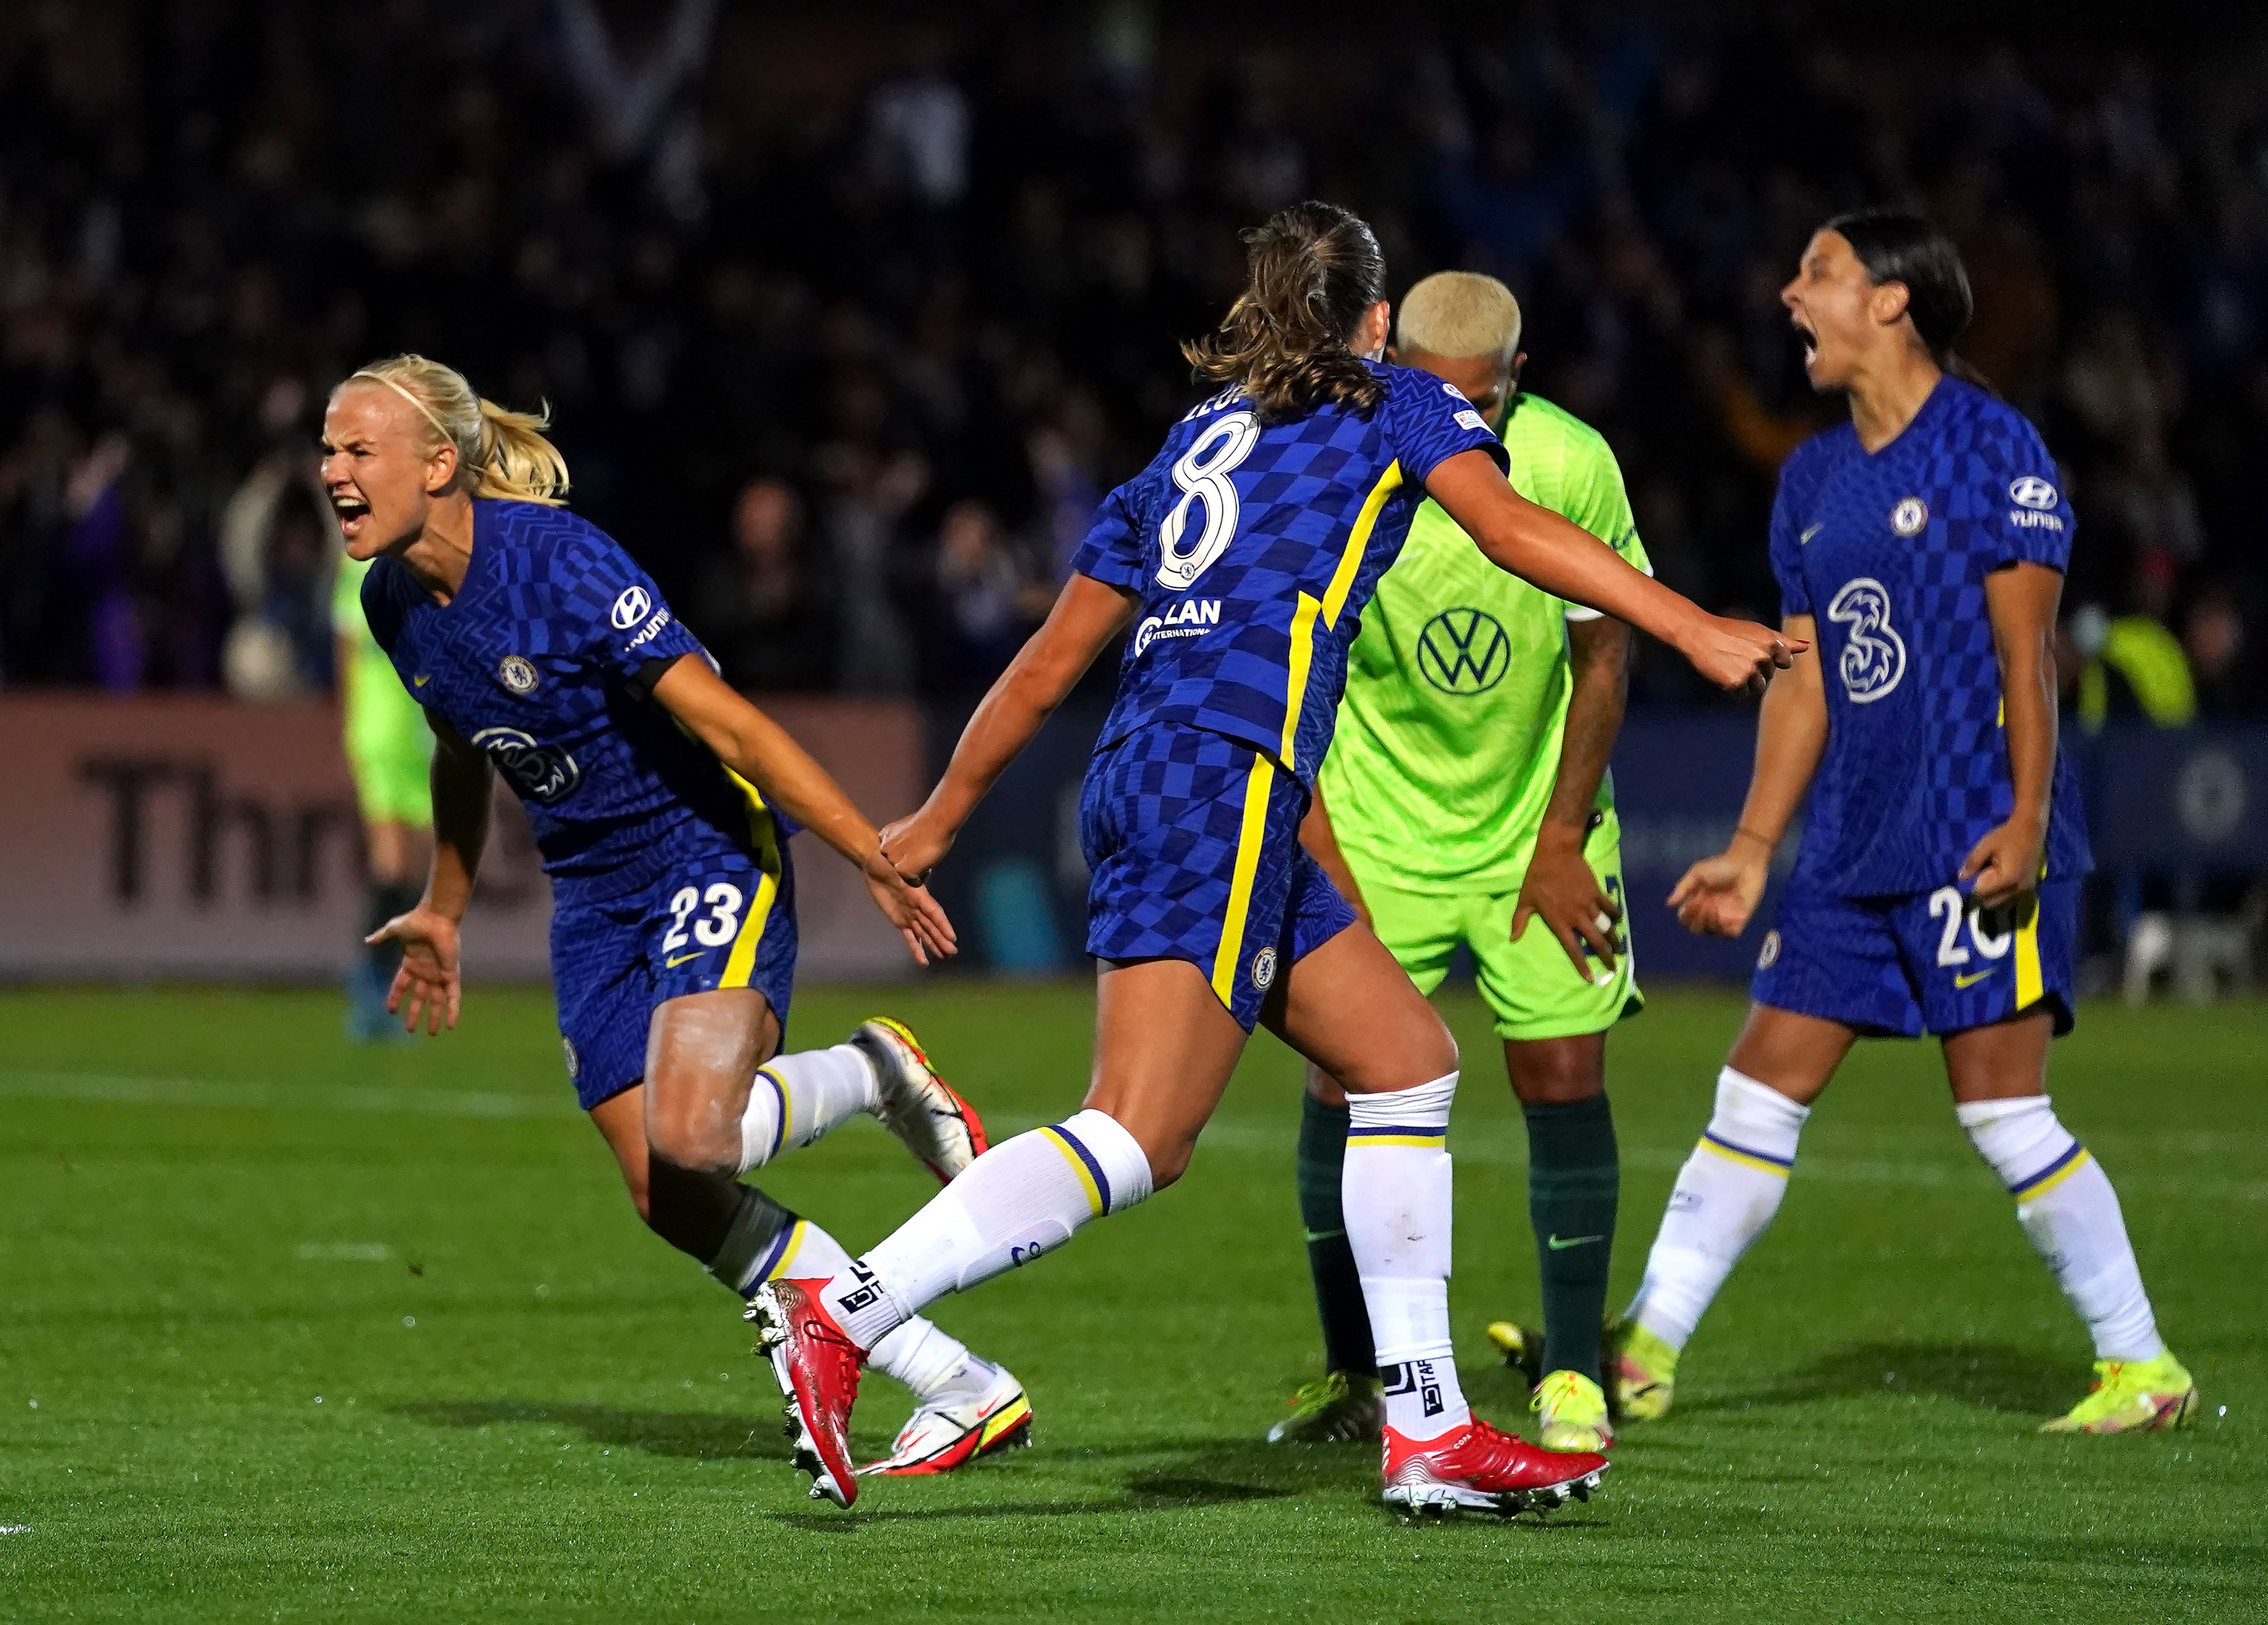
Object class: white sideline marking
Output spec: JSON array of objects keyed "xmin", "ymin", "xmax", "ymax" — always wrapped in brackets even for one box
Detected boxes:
[
  {"xmin": 295, "ymin": 1243, "xmax": 394, "ymax": 1262},
  {"xmin": 0, "ymin": 1526, "xmax": 30, "ymax": 1535},
  {"xmin": 994, "ymin": 1114, "xmax": 2268, "ymax": 1203},
  {"xmin": 0, "ymin": 1071, "xmax": 573, "ymax": 1121}
]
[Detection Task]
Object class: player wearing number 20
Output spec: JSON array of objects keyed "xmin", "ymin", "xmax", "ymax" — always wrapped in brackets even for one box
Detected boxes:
[
  {"xmin": 329, "ymin": 355, "xmax": 1035, "ymax": 1479},
  {"xmin": 1616, "ymin": 212, "xmax": 2197, "ymax": 1436}
]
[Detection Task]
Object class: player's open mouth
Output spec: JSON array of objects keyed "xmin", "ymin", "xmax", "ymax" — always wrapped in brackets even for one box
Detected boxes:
[
  {"xmin": 332, "ymin": 494, "xmax": 371, "ymax": 535},
  {"xmin": 1792, "ymin": 313, "xmax": 1818, "ymax": 365}
]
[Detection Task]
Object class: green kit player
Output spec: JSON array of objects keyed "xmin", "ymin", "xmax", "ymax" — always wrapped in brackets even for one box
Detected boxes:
[
  {"xmin": 334, "ymin": 551, "xmax": 435, "ymax": 1042},
  {"xmin": 1276, "ymin": 273, "xmax": 1645, "ymax": 1453}
]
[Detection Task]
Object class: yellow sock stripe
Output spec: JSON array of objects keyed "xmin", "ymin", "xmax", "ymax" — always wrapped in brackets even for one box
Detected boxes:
[
  {"xmin": 1207, "ymin": 753, "xmax": 1277, "ymax": 1008},
  {"xmin": 1279, "ymin": 591, "xmax": 1322, "ymax": 771},
  {"xmin": 1696, "ymin": 1135, "xmax": 1793, "ymax": 1179},
  {"xmin": 719, "ymin": 766, "xmax": 785, "ymax": 990},
  {"xmin": 2014, "ymin": 896, "xmax": 2044, "ymax": 1011},
  {"xmin": 2014, "ymin": 1146, "xmax": 2093, "ymax": 1204},
  {"xmin": 757, "ymin": 1063, "xmax": 791, "ymax": 1153},
  {"xmin": 762, "ymin": 1218, "xmax": 810, "ymax": 1282},
  {"xmin": 1321, "ymin": 461, "xmax": 1403, "ymax": 627},
  {"xmin": 1037, "ymin": 1126, "xmax": 1105, "ymax": 1216},
  {"xmin": 1346, "ymin": 1132, "xmax": 1447, "ymax": 1149}
]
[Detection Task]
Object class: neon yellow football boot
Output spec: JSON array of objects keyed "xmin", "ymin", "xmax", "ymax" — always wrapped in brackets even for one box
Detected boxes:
[
  {"xmin": 1484, "ymin": 1321, "xmax": 1544, "ymax": 1392},
  {"xmin": 1605, "ymin": 1318, "xmax": 1678, "ymax": 1422},
  {"xmin": 2041, "ymin": 1352, "xmax": 2200, "ymax": 1434},
  {"xmin": 1266, "ymin": 1371, "xmax": 1384, "ymax": 1444},
  {"xmin": 1532, "ymin": 1369, "xmax": 1615, "ymax": 1451}
]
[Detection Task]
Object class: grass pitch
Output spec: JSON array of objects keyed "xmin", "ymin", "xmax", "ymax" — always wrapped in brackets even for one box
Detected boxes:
[{"xmin": 0, "ymin": 981, "xmax": 2260, "ymax": 1622}]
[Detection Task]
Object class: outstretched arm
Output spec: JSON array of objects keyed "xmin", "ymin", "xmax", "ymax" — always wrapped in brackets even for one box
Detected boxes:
[
  {"xmin": 651, "ymin": 655, "xmax": 956, "ymax": 964},
  {"xmin": 880, "ymin": 572, "xmax": 1139, "ymax": 878},
  {"xmin": 368, "ymin": 717, "xmax": 492, "ymax": 1034},
  {"xmin": 1962, "ymin": 562, "xmax": 2064, "ymax": 909},
  {"xmin": 1667, "ymin": 614, "xmax": 1827, "ymax": 938},
  {"xmin": 1424, "ymin": 449, "xmax": 1801, "ymax": 694}
]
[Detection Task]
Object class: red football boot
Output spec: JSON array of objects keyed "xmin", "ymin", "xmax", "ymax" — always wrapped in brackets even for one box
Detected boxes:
[
  {"xmin": 1380, "ymin": 1416, "xmax": 1610, "ymax": 1516},
  {"xmin": 748, "ymin": 1278, "xmax": 866, "ymax": 1507}
]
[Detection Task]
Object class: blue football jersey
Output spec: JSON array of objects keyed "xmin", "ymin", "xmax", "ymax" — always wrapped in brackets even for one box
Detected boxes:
[
  {"xmin": 1072, "ymin": 360, "xmax": 1507, "ymax": 785},
  {"xmin": 1769, "ymin": 377, "xmax": 2091, "ymax": 898},
  {"xmin": 362, "ymin": 499, "xmax": 764, "ymax": 896}
]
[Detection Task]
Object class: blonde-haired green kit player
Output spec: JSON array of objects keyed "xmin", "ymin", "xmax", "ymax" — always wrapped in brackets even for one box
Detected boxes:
[
  {"xmin": 1279, "ymin": 272, "xmax": 1644, "ymax": 1452},
  {"xmin": 335, "ymin": 551, "xmax": 436, "ymax": 1041}
]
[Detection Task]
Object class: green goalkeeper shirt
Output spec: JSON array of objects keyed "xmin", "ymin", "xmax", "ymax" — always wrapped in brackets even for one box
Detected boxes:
[{"xmin": 1317, "ymin": 391, "xmax": 1649, "ymax": 895}]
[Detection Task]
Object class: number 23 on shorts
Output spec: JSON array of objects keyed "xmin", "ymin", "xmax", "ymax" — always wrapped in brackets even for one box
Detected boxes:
[{"xmin": 662, "ymin": 881, "xmax": 745, "ymax": 963}]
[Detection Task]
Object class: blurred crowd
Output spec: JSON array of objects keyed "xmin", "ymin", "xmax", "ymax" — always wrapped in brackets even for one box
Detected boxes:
[{"xmin": 1, "ymin": 0, "xmax": 2263, "ymax": 717}]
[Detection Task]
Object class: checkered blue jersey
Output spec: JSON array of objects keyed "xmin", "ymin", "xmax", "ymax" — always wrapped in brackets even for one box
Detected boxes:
[
  {"xmin": 362, "ymin": 499, "xmax": 764, "ymax": 897},
  {"xmin": 1072, "ymin": 360, "xmax": 1508, "ymax": 786},
  {"xmin": 1769, "ymin": 377, "xmax": 2091, "ymax": 898}
]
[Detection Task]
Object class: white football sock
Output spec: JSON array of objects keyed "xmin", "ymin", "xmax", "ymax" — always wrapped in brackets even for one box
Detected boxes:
[
  {"xmin": 1344, "ymin": 1072, "xmax": 1469, "ymax": 1441},
  {"xmin": 1625, "ymin": 1067, "xmax": 1808, "ymax": 1351},
  {"xmin": 1957, "ymin": 1096, "xmax": 2163, "ymax": 1361},
  {"xmin": 703, "ymin": 1186, "xmax": 979, "ymax": 1398},
  {"xmin": 738, "ymin": 1043, "xmax": 880, "ymax": 1172},
  {"xmin": 818, "ymin": 1109, "xmax": 1154, "ymax": 1350}
]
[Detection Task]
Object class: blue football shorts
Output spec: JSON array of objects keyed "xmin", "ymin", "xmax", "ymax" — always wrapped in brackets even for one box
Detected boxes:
[
  {"xmin": 1080, "ymin": 723, "xmax": 1357, "ymax": 1032},
  {"xmin": 548, "ymin": 834, "xmax": 798, "ymax": 1110},
  {"xmin": 1751, "ymin": 876, "xmax": 2079, "ymax": 1039}
]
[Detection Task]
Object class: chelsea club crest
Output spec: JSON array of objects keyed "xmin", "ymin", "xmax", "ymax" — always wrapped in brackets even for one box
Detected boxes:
[{"xmin": 498, "ymin": 655, "xmax": 539, "ymax": 695}]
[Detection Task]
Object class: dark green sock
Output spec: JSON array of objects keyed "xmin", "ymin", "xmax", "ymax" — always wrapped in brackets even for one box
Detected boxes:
[
  {"xmin": 1526, "ymin": 1093, "xmax": 1619, "ymax": 1383},
  {"xmin": 1296, "ymin": 1093, "xmax": 1374, "ymax": 1378}
]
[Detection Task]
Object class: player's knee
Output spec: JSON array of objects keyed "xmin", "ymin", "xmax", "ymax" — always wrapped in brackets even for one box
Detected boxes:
[{"xmin": 644, "ymin": 1106, "xmax": 739, "ymax": 1179}]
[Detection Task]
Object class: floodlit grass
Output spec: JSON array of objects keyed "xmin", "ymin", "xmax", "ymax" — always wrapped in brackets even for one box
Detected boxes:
[{"xmin": 1, "ymin": 982, "xmax": 2259, "ymax": 1622}]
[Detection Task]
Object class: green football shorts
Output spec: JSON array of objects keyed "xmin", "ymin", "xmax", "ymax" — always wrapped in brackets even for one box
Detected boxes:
[{"xmin": 1357, "ymin": 811, "xmax": 1641, "ymax": 1042}]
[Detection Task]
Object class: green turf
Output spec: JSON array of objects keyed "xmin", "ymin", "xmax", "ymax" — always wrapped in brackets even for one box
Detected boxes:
[{"xmin": 0, "ymin": 982, "xmax": 2259, "ymax": 1622}]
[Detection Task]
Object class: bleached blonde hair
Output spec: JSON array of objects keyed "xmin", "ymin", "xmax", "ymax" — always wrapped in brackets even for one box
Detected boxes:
[
  {"xmin": 1396, "ymin": 271, "xmax": 1522, "ymax": 363},
  {"xmin": 338, "ymin": 354, "xmax": 570, "ymax": 505}
]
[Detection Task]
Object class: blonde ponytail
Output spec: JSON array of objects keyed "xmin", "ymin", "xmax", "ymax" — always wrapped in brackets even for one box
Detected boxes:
[{"xmin": 340, "ymin": 354, "xmax": 570, "ymax": 506}]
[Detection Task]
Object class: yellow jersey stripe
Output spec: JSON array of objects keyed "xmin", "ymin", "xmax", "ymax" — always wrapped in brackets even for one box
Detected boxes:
[
  {"xmin": 1321, "ymin": 462, "xmax": 1403, "ymax": 628},
  {"xmin": 1347, "ymin": 1132, "xmax": 1447, "ymax": 1149},
  {"xmin": 1279, "ymin": 591, "xmax": 1322, "ymax": 771},
  {"xmin": 1697, "ymin": 1136, "xmax": 1794, "ymax": 1179},
  {"xmin": 2014, "ymin": 898, "xmax": 2044, "ymax": 1011},
  {"xmin": 719, "ymin": 765, "xmax": 785, "ymax": 990},
  {"xmin": 1037, "ymin": 1126, "xmax": 1104, "ymax": 1215},
  {"xmin": 1209, "ymin": 754, "xmax": 1277, "ymax": 1007}
]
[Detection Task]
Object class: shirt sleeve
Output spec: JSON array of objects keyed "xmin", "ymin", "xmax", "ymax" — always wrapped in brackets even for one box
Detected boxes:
[
  {"xmin": 1068, "ymin": 472, "xmax": 1150, "ymax": 591},
  {"xmin": 1385, "ymin": 368, "xmax": 1511, "ymax": 487},
  {"xmin": 554, "ymin": 537, "xmax": 704, "ymax": 685},
  {"xmin": 1561, "ymin": 434, "xmax": 1651, "ymax": 622},
  {"xmin": 1767, "ymin": 463, "xmax": 1810, "ymax": 619},
  {"xmin": 1980, "ymin": 422, "xmax": 2075, "ymax": 573}
]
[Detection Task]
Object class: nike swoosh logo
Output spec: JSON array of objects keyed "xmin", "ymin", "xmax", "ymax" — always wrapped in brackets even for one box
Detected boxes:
[
  {"xmin": 664, "ymin": 951, "xmax": 708, "ymax": 968},
  {"xmin": 412, "ymin": 674, "xmax": 431, "ymax": 686},
  {"xmin": 1799, "ymin": 523, "xmax": 1824, "ymax": 544},
  {"xmin": 1547, "ymin": 1234, "xmax": 1605, "ymax": 1251},
  {"xmin": 1954, "ymin": 968, "xmax": 1997, "ymax": 989}
]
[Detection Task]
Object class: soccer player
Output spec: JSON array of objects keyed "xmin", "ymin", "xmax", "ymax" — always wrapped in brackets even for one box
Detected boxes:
[
  {"xmin": 334, "ymin": 549, "xmax": 434, "ymax": 1043},
  {"xmin": 1614, "ymin": 210, "xmax": 2199, "ymax": 1434},
  {"xmin": 324, "ymin": 354, "xmax": 1032, "ymax": 1476},
  {"xmin": 748, "ymin": 201, "xmax": 1797, "ymax": 1512},
  {"xmin": 1281, "ymin": 272, "xmax": 1643, "ymax": 1454}
]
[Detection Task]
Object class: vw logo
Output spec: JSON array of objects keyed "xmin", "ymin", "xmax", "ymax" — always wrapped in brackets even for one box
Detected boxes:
[
  {"xmin": 1415, "ymin": 607, "xmax": 1511, "ymax": 695},
  {"xmin": 610, "ymin": 586, "xmax": 652, "ymax": 630}
]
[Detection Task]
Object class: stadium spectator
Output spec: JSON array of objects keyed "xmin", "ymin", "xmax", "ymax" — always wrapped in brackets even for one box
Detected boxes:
[
  {"xmin": 696, "ymin": 476, "xmax": 831, "ymax": 694},
  {"xmin": 0, "ymin": 2, "xmax": 2264, "ymax": 706}
]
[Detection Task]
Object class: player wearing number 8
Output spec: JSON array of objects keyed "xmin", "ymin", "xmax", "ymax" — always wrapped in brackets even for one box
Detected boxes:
[
  {"xmin": 325, "ymin": 356, "xmax": 1037, "ymax": 1479},
  {"xmin": 746, "ymin": 202, "xmax": 1797, "ymax": 1514},
  {"xmin": 1618, "ymin": 212, "xmax": 2197, "ymax": 1436}
]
